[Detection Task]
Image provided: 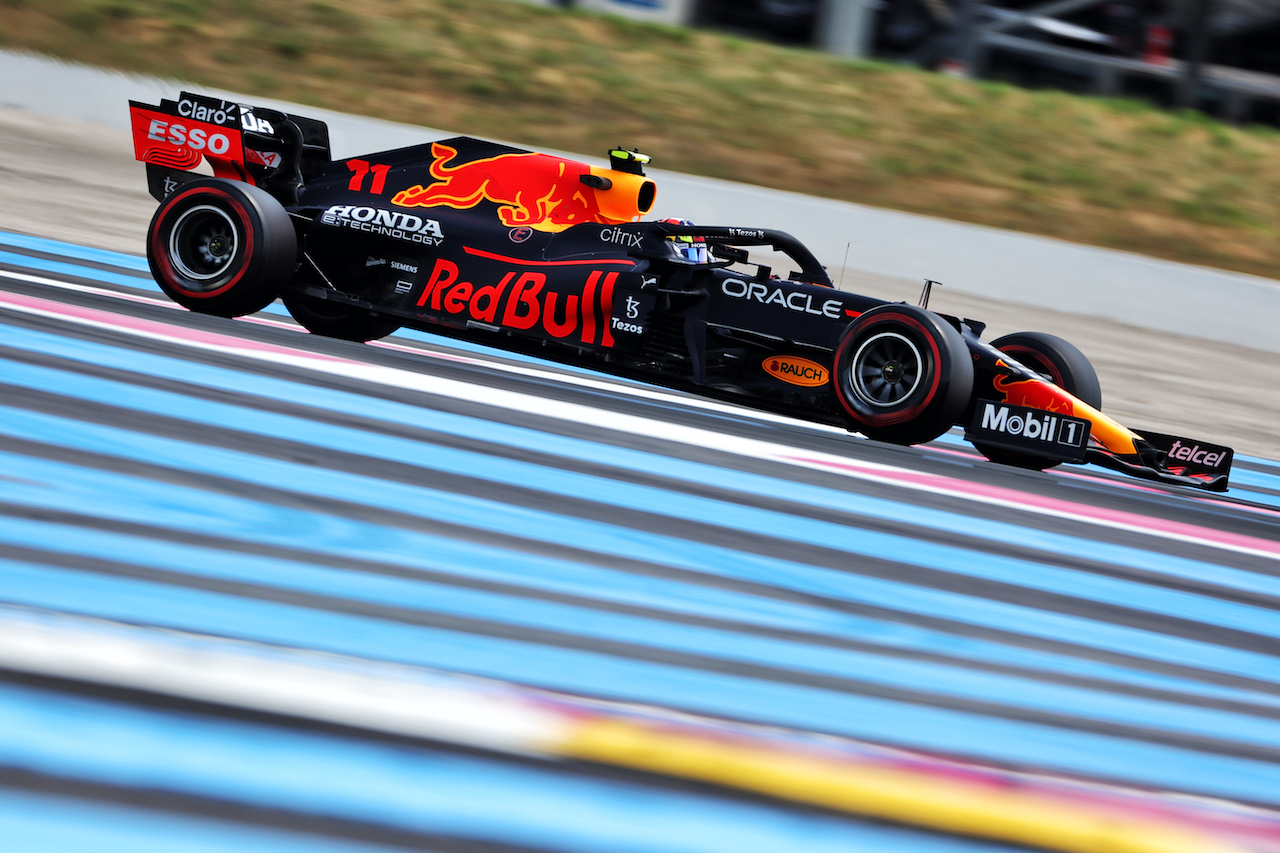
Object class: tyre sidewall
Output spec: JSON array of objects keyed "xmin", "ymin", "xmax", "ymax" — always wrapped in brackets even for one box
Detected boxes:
[
  {"xmin": 834, "ymin": 304, "xmax": 974, "ymax": 444},
  {"xmin": 976, "ymin": 331, "xmax": 1100, "ymax": 470},
  {"xmin": 148, "ymin": 178, "xmax": 295, "ymax": 317}
]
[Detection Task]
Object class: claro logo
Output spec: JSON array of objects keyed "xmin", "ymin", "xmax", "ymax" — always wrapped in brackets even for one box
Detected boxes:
[{"xmin": 764, "ymin": 356, "xmax": 829, "ymax": 387}]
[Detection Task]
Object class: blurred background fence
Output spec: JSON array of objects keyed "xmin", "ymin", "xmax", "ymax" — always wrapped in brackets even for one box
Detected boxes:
[{"xmin": 520, "ymin": 0, "xmax": 1280, "ymax": 125}]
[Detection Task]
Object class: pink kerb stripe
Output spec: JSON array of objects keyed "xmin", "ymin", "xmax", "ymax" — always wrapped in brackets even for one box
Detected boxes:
[{"xmin": 0, "ymin": 291, "xmax": 354, "ymax": 364}]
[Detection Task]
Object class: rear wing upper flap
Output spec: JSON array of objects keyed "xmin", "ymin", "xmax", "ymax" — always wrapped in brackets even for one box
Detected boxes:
[{"xmin": 129, "ymin": 91, "xmax": 331, "ymax": 195}]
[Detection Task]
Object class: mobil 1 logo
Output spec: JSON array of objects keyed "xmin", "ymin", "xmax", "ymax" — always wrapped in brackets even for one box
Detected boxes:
[{"xmin": 966, "ymin": 400, "xmax": 1091, "ymax": 462}]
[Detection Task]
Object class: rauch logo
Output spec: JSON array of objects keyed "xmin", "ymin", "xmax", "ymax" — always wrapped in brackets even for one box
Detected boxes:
[{"xmin": 764, "ymin": 356, "xmax": 829, "ymax": 387}]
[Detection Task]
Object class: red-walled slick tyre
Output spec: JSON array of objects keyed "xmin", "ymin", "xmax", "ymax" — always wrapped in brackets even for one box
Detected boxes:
[
  {"xmin": 834, "ymin": 303, "xmax": 974, "ymax": 446},
  {"xmin": 976, "ymin": 331, "xmax": 1101, "ymax": 470},
  {"xmin": 147, "ymin": 178, "xmax": 297, "ymax": 318}
]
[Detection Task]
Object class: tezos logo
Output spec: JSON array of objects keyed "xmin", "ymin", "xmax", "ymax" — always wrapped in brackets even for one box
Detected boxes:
[
  {"xmin": 764, "ymin": 356, "xmax": 829, "ymax": 387},
  {"xmin": 321, "ymin": 205, "xmax": 444, "ymax": 246}
]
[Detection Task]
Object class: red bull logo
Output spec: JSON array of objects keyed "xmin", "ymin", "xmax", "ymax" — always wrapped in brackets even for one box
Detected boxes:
[
  {"xmin": 416, "ymin": 257, "xmax": 619, "ymax": 346},
  {"xmin": 392, "ymin": 143, "xmax": 655, "ymax": 233},
  {"xmin": 992, "ymin": 372, "xmax": 1076, "ymax": 414}
]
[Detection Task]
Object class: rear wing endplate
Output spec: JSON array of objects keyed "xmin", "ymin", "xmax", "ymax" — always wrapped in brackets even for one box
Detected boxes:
[
  {"xmin": 129, "ymin": 91, "xmax": 332, "ymax": 200},
  {"xmin": 129, "ymin": 93, "xmax": 256, "ymax": 182}
]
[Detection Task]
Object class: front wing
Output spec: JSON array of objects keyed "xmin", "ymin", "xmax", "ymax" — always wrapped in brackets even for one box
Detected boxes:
[{"xmin": 966, "ymin": 392, "xmax": 1233, "ymax": 492}]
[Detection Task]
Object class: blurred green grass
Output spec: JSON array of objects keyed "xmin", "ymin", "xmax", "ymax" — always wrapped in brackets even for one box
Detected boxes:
[{"xmin": 5, "ymin": 0, "xmax": 1280, "ymax": 278}]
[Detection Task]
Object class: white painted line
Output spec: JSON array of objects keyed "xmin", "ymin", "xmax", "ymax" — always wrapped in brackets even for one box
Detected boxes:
[{"xmin": 0, "ymin": 605, "xmax": 568, "ymax": 753}]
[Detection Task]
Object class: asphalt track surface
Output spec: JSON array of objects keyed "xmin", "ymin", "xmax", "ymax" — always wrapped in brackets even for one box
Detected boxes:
[{"xmin": 2, "ymin": 229, "xmax": 1280, "ymax": 851}]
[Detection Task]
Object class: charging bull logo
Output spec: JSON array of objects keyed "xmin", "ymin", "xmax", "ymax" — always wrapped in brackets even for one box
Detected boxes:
[
  {"xmin": 392, "ymin": 143, "xmax": 653, "ymax": 233},
  {"xmin": 992, "ymin": 371, "xmax": 1076, "ymax": 414}
]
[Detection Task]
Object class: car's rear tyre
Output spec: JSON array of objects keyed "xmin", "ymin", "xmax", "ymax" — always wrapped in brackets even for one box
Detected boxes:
[
  {"xmin": 834, "ymin": 303, "xmax": 974, "ymax": 446},
  {"xmin": 282, "ymin": 294, "xmax": 401, "ymax": 342},
  {"xmin": 975, "ymin": 331, "xmax": 1101, "ymax": 470},
  {"xmin": 147, "ymin": 178, "xmax": 297, "ymax": 318}
]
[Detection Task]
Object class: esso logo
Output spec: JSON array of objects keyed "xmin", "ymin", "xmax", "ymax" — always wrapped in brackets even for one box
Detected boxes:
[{"xmin": 146, "ymin": 119, "xmax": 231, "ymax": 156}]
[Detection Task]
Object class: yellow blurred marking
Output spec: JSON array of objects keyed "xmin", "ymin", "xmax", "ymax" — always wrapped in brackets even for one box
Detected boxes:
[{"xmin": 562, "ymin": 718, "xmax": 1243, "ymax": 853}]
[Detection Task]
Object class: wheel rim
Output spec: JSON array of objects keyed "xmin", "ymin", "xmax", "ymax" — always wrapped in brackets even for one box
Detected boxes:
[
  {"xmin": 168, "ymin": 205, "xmax": 238, "ymax": 286},
  {"xmin": 849, "ymin": 331, "xmax": 923, "ymax": 408}
]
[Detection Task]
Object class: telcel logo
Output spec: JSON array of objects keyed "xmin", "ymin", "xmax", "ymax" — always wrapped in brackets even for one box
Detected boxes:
[
  {"xmin": 1167, "ymin": 440, "xmax": 1227, "ymax": 468},
  {"xmin": 764, "ymin": 356, "xmax": 829, "ymax": 387}
]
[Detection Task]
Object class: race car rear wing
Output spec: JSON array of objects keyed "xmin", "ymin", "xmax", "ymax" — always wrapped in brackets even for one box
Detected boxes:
[{"xmin": 129, "ymin": 91, "xmax": 331, "ymax": 203}]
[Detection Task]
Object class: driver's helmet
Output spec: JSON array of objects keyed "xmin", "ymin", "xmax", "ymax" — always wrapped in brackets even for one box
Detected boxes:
[{"xmin": 658, "ymin": 218, "xmax": 708, "ymax": 264}]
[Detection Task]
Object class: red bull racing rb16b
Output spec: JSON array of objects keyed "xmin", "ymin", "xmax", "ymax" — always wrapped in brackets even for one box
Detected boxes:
[{"xmin": 130, "ymin": 92, "xmax": 1235, "ymax": 491}]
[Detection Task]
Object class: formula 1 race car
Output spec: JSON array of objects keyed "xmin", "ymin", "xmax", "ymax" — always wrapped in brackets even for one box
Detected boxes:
[{"xmin": 129, "ymin": 92, "xmax": 1234, "ymax": 490}]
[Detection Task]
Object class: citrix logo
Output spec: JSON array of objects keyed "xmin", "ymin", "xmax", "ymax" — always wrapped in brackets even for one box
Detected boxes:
[{"xmin": 600, "ymin": 227, "xmax": 642, "ymax": 249}]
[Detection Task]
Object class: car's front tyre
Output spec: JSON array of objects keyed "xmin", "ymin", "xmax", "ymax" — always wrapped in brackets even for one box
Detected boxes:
[
  {"xmin": 975, "ymin": 331, "xmax": 1101, "ymax": 470},
  {"xmin": 833, "ymin": 303, "xmax": 974, "ymax": 446}
]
